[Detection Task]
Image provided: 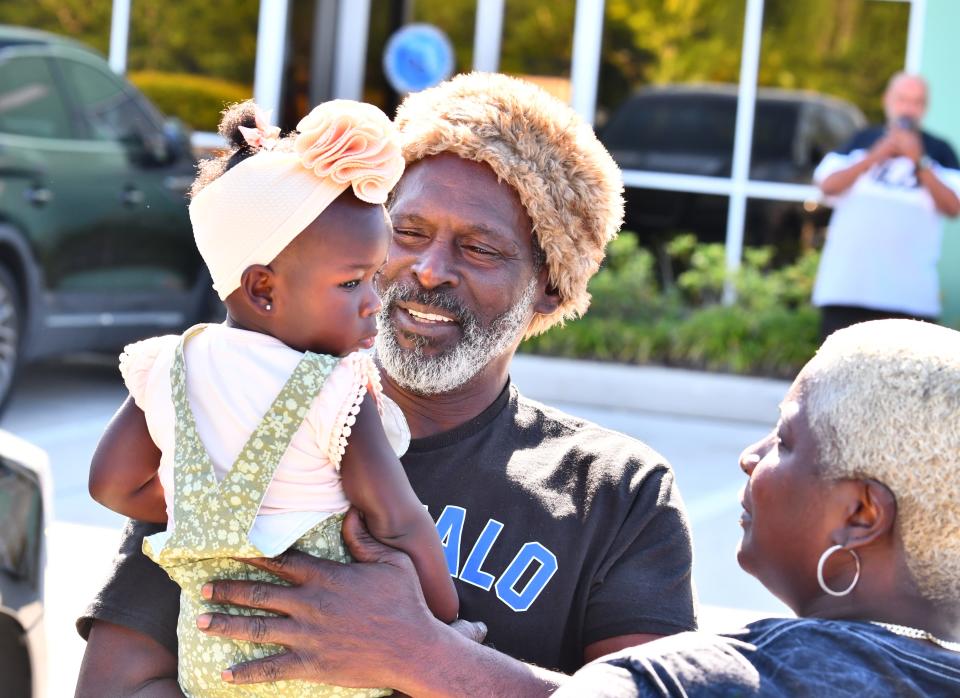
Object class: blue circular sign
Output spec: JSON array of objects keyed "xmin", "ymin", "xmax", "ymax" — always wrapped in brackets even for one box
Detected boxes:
[{"xmin": 383, "ymin": 24, "xmax": 455, "ymax": 94}]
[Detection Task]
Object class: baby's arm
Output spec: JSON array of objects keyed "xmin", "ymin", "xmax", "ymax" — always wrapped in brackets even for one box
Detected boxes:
[
  {"xmin": 340, "ymin": 393, "xmax": 459, "ymax": 623},
  {"xmin": 89, "ymin": 396, "xmax": 167, "ymax": 524}
]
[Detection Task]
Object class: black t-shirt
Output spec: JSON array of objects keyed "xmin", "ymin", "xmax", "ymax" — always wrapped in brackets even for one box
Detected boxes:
[
  {"xmin": 78, "ymin": 382, "xmax": 697, "ymax": 673},
  {"xmin": 838, "ymin": 125, "xmax": 959, "ymax": 168},
  {"xmin": 554, "ymin": 617, "xmax": 960, "ymax": 697}
]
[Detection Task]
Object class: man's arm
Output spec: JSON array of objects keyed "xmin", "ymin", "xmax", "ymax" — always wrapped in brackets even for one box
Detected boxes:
[
  {"xmin": 76, "ymin": 621, "xmax": 183, "ymax": 697},
  {"xmin": 198, "ymin": 509, "xmax": 570, "ymax": 697},
  {"xmin": 819, "ymin": 135, "xmax": 897, "ymax": 196},
  {"xmin": 890, "ymin": 129, "xmax": 960, "ymax": 217},
  {"xmin": 916, "ymin": 165, "xmax": 960, "ymax": 217},
  {"xmin": 75, "ymin": 519, "xmax": 183, "ymax": 697}
]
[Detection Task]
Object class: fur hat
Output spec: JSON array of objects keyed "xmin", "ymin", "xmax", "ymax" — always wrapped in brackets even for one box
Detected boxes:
[{"xmin": 395, "ymin": 72, "xmax": 624, "ymax": 337}]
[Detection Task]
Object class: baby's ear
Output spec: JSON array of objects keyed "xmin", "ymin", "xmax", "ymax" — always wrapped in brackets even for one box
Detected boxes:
[{"xmin": 240, "ymin": 264, "xmax": 276, "ymax": 314}]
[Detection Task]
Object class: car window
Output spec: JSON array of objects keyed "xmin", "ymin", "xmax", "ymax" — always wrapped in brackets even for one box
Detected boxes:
[
  {"xmin": 59, "ymin": 59, "xmax": 157, "ymax": 145},
  {"xmin": 0, "ymin": 55, "xmax": 73, "ymax": 139},
  {"xmin": 752, "ymin": 100, "xmax": 800, "ymax": 160},
  {"xmin": 820, "ymin": 106, "xmax": 858, "ymax": 147},
  {"xmin": 602, "ymin": 94, "xmax": 738, "ymax": 155}
]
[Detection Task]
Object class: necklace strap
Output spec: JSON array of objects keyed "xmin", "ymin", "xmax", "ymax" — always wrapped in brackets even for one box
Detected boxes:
[{"xmin": 871, "ymin": 621, "xmax": 960, "ymax": 653}]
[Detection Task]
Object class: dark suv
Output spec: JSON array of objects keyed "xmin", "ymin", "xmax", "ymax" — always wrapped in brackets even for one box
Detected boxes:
[
  {"xmin": 0, "ymin": 26, "xmax": 211, "ymax": 408},
  {"xmin": 600, "ymin": 84, "xmax": 867, "ymax": 245}
]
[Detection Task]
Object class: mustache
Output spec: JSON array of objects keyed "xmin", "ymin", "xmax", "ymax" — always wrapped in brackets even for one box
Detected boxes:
[{"xmin": 378, "ymin": 280, "xmax": 474, "ymax": 326}]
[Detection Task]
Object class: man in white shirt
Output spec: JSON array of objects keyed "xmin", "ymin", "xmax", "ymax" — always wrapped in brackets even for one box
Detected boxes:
[{"xmin": 813, "ymin": 72, "xmax": 960, "ymax": 340}]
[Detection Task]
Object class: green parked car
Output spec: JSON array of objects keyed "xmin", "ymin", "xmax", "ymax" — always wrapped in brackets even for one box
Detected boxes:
[{"xmin": 0, "ymin": 26, "xmax": 214, "ymax": 410}]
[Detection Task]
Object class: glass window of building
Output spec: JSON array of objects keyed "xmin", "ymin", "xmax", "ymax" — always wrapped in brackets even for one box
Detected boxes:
[
  {"xmin": 363, "ymin": 0, "xmax": 477, "ymax": 116},
  {"xmin": 743, "ymin": 198, "xmax": 827, "ymax": 265},
  {"xmin": 500, "ymin": 1, "xmax": 576, "ymax": 101},
  {"xmin": 593, "ymin": 0, "xmax": 746, "ymax": 274},
  {"xmin": 126, "ymin": 1, "xmax": 260, "ymax": 132},
  {"xmin": 282, "ymin": 0, "xmax": 327, "ymax": 130}
]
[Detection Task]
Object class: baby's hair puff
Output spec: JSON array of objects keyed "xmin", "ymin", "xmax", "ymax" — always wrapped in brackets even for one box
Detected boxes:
[{"xmin": 191, "ymin": 100, "xmax": 295, "ymax": 198}]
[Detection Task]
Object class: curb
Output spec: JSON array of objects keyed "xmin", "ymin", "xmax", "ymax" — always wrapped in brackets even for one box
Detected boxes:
[{"xmin": 511, "ymin": 354, "xmax": 791, "ymax": 425}]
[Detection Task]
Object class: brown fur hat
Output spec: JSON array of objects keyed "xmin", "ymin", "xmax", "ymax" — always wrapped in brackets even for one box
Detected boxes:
[{"xmin": 394, "ymin": 72, "xmax": 624, "ymax": 338}]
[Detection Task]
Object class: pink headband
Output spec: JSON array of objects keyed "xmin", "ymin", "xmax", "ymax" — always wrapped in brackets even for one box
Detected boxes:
[{"xmin": 190, "ymin": 100, "xmax": 404, "ymax": 300}]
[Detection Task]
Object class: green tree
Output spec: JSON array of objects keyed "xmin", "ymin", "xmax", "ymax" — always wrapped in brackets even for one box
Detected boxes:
[
  {"xmin": 596, "ymin": 0, "xmax": 909, "ymax": 125},
  {"xmin": 0, "ymin": 1, "xmax": 112, "ymax": 53}
]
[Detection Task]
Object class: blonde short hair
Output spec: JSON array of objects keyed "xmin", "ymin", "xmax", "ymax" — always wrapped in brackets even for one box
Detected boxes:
[
  {"xmin": 394, "ymin": 72, "xmax": 625, "ymax": 338},
  {"xmin": 800, "ymin": 320, "xmax": 960, "ymax": 602}
]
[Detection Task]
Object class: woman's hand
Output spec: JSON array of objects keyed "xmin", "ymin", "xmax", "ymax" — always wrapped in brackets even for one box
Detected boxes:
[{"xmin": 197, "ymin": 508, "xmax": 484, "ymax": 690}]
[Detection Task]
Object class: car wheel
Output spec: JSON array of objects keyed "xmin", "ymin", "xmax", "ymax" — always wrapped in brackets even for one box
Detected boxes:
[{"xmin": 0, "ymin": 266, "xmax": 22, "ymax": 414}]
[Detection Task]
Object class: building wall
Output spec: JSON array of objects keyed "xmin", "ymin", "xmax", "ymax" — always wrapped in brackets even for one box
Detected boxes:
[{"xmin": 922, "ymin": 0, "xmax": 960, "ymax": 327}]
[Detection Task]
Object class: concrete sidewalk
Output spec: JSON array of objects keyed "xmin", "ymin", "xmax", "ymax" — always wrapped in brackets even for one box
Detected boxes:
[{"xmin": 511, "ymin": 353, "xmax": 790, "ymax": 424}]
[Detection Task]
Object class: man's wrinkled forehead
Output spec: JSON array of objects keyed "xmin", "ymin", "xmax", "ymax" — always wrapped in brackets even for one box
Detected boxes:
[{"xmin": 390, "ymin": 153, "xmax": 534, "ymax": 245}]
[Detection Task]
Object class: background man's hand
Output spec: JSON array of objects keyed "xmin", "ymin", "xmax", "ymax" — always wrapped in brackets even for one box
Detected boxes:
[
  {"xmin": 889, "ymin": 127, "xmax": 924, "ymax": 163},
  {"xmin": 868, "ymin": 132, "xmax": 900, "ymax": 164},
  {"xmin": 197, "ymin": 508, "xmax": 483, "ymax": 689}
]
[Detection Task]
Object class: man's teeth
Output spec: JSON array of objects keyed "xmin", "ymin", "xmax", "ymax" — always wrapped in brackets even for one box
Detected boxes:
[{"xmin": 407, "ymin": 308, "xmax": 454, "ymax": 323}]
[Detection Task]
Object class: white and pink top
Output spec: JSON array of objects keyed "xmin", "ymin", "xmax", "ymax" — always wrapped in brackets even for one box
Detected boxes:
[{"xmin": 120, "ymin": 323, "xmax": 410, "ymax": 555}]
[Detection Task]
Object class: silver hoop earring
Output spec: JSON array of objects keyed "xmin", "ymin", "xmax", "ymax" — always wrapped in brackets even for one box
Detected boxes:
[{"xmin": 817, "ymin": 544, "xmax": 861, "ymax": 597}]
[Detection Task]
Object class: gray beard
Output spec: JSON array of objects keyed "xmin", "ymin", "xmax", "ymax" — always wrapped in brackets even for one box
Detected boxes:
[{"xmin": 374, "ymin": 277, "xmax": 536, "ymax": 396}]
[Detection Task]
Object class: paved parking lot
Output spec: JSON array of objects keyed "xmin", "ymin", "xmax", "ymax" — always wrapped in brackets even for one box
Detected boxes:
[{"xmin": 3, "ymin": 355, "xmax": 789, "ymax": 695}]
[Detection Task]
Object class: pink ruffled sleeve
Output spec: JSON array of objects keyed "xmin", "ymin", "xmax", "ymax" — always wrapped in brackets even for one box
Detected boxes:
[
  {"xmin": 118, "ymin": 335, "xmax": 179, "ymax": 409},
  {"xmin": 312, "ymin": 351, "xmax": 405, "ymax": 470}
]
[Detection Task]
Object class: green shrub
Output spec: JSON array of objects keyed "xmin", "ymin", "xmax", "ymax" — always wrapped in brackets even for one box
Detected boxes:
[
  {"xmin": 129, "ymin": 71, "xmax": 252, "ymax": 132},
  {"xmin": 523, "ymin": 232, "xmax": 821, "ymax": 378}
]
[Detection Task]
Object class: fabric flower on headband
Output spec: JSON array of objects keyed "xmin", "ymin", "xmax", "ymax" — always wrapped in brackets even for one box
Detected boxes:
[
  {"xmin": 238, "ymin": 106, "xmax": 281, "ymax": 152},
  {"xmin": 293, "ymin": 100, "xmax": 404, "ymax": 204}
]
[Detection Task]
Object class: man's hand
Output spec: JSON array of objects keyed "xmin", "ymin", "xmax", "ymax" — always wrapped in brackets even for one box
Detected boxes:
[
  {"xmin": 197, "ymin": 508, "xmax": 484, "ymax": 690},
  {"xmin": 868, "ymin": 132, "xmax": 900, "ymax": 164},
  {"xmin": 889, "ymin": 127, "xmax": 924, "ymax": 164}
]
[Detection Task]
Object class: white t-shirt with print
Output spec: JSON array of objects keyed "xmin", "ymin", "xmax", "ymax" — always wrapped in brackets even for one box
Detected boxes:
[{"xmin": 813, "ymin": 144, "xmax": 960, "ymax": 316}]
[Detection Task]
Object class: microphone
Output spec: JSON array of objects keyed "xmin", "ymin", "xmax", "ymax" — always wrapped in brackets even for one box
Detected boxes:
[{"xmin": 894, "ymin": 115, "xmax": 918, "ymax": 131}]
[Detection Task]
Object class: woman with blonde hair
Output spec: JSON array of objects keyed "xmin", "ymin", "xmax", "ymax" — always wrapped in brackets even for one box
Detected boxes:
[{"xmin": 557, "ymin": 319, "xmax": 960, "ymax": 696}]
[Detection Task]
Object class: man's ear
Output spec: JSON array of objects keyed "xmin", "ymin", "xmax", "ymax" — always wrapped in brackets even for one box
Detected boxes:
[
  {"xmin": 532, "ymin": 264, "xmax": 562, "ymax": 316},
  {"xmin": 239, "ymin": 264, "xmax": 276, "ymax": 314},
  {"xmin": 835, "ymin": 479, "xmax": 897, "ymax": 550}
]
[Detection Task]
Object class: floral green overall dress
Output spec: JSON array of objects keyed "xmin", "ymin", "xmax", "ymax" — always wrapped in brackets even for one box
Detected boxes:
[{"xmin": 143, "ymin": 328, "xmax": 391, "ymax": 697}]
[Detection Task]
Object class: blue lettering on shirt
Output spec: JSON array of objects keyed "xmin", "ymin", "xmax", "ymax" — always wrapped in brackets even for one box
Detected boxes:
[
  {"xmin": 459, "ymin": 518, "xmax": 504, "ymax": 590},
  {"xmin": 433, "ymin": 505, "xmax": 558, "ymax": 611},
  {"xmin": 495, "ymin": 542, "xmax": 559, "ymax": 612},
  {"xmin": 435, "ymin": 505, "xmax": 466, "ymax": 576}
]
